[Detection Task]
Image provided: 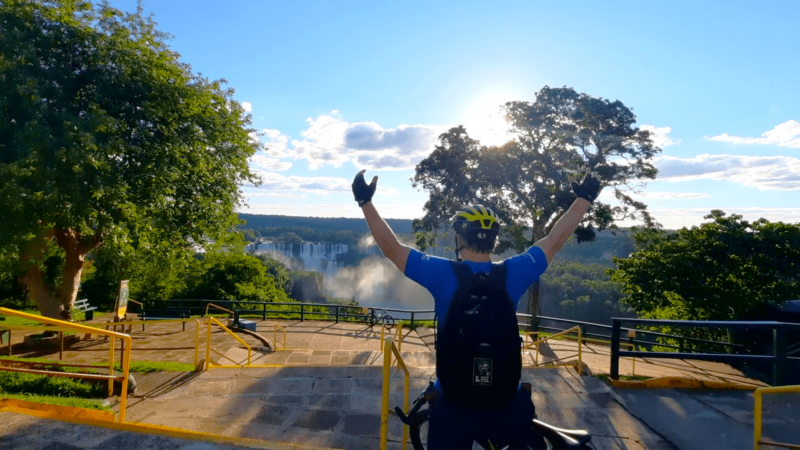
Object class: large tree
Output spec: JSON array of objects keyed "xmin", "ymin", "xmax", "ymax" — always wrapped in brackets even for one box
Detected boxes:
[
  {"xmin": 610, "ymin": 210, "xmax": 800, "ymax": 322},
  {"xmin": 412, "ymin": 86, "xmax": 660, "ymax": 325},
  {"xmin": 0, "ymin": 0, "xmax": 259, "ymax": 318}
]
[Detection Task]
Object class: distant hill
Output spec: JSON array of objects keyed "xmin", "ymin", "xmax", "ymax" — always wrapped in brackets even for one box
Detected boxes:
[{"xmin": 238, "ymin": 214, "xmax": 414, "ymax": 234}]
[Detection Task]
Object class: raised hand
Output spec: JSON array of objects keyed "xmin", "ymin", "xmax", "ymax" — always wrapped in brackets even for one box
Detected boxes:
[
  {"xmin": 352, "ymin": 169, "xmax": 378, "ymax": 207},
  {"xmin": 569, "ymin": 168, "xmax": 602, "ymax": 203}
]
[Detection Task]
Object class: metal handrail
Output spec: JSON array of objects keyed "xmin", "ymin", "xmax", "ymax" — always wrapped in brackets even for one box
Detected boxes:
[
  {"xmin": 274, "ymin": 323, "xmax": 287, "ymax": 351},
  {"xmin": 527, "ymin": 326, "xmax": 583, "ymax": 373},
  {"xmin": 754, "ymin": 385, "xmax": 800, "ymax": 450},
  {"xmin": 523, "ymin": 314, "xmax": 746, "ymax": 350},
  {"xmin": 0, "ymin": 307, "xmax": 132, "ymax": 423},
  {"xmin": 610, "ymin": 318, "xmax": 800, "ymax": 385},
  {"xmin": 205, "ymin": 303, "xmax": 234, "ymax": 317},
  {"xmin": 380, "ymin": 337, "xmax": 409, "ymax": 450},
  {"xmin": 206, "ymin": 317, "xmax": 251, "ymax": 367}
]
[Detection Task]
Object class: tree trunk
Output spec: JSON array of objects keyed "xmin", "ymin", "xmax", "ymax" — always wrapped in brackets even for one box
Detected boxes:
[
  {"xmin": 19, "ymin": 229, "xmax": 61, "ymax": 319},
  {"xmin": 526, "ymin": 280, "xmax": 541, "ymax": 331},
  {"xmin": 19, "ymin": 227, "xmax": 102, "ymax": 321}
]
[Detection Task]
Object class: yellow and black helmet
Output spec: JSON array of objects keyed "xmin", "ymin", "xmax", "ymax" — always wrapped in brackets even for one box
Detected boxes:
[{"xmin": 452, "ymin": 205, "xmax": 501, "ymax": 234}]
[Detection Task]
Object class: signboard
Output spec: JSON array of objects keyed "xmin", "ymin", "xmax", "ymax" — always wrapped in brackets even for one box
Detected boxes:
[{"xmin": 115, "ymin": 280, "xmax": 130, "ymax": 320}]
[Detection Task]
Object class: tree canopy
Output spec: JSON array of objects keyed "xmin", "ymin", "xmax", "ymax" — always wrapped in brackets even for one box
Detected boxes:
[
  {"xmin": 610, "ymin": 210, "xmax": 800, "ymax": 321},
  {"xmin": 0, "ymin": 0, "xmax": 259, "ymax": 317},
  {"xmin": 411, "ymin": 86, "xmax": 661, "ymax": 318}
]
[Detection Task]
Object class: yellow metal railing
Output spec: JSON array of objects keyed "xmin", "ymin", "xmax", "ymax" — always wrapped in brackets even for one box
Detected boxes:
[
  {"xmin": 378, "ymin": 323, "xmax": 404, "ymax": 353},
  {"xmin": 754, "ymin": 385, "xmax": 800, "ymax": 450},
  {"xmin": 380, "ymin": 337, "xmax": 410, "ymax": 450},
  {"xmin": 273, "ymin": 323, "xmax": 287, "ymax": 351},
  {"xmin": 205, "ymin": 303, "xmax": 234, "ymax": 318},
  {"xmin": 205, "ymin": 317, "xmax": 252, "ymax": 368},
  {"xmin": 0, "ymin": 307, "xmax": 132, "ymax": 423},
  {"xmin": 524, "ymin": 332, "xmax": 636, "ymax": 375},
  {"xmin": 525, "ymin": 326, "xmax": 583, "ymax": 373}
]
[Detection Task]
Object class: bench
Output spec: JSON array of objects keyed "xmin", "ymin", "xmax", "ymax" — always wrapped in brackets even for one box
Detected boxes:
[
  {"xmin": 75, "ymin": 299, "xmax": 98, "ymax": 321},
  {"xmin": 140, "ymin": 308, "xmax": 191, "ymax": 331}
]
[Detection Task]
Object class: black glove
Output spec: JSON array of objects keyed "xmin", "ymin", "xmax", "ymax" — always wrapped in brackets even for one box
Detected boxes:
[
  {"xmin": 352, "ymin": 169, "xmax": 378, "ymax": 207},
  {"xmin": 570, "ymin": 169, "xmax": 602, "ymax": 203}
]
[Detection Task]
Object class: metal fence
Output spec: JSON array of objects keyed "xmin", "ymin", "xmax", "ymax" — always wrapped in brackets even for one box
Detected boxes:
[
  {"xmin": 609, "ymin": 318, "xmax": 800, "ymax": 386},
  {"xmin": 159, "ymin": 299, "xmax": 437, "ymax": 330}
]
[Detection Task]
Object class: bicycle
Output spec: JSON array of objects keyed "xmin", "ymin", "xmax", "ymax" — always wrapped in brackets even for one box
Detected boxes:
[
  {"xmin": 395, "ymin": 382, "xmax": 593, "ymax": 450},
  {"xmin": 363, "ymin": 307, "xmax": 395, "ymax": 330}
]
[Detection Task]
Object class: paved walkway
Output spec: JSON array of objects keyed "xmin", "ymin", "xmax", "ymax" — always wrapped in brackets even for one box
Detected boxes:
[{"xmin": 119, "ymin": 366, "xmax": 675, "ymax": 450}]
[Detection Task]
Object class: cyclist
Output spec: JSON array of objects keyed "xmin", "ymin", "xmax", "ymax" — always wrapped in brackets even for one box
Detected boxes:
[{"xmin": 352, "ymin": 168, "xmax": 602, "ymax": 449}]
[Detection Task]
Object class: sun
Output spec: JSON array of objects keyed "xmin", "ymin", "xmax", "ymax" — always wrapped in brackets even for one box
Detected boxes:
[{"xmin": 459, "ymin": 90, "xmax": 521, "ymax": 147}]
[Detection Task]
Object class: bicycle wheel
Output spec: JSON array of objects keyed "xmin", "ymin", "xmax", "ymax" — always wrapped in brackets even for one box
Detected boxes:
[
  {"xmin": 408, "ymin": 408, "xmax": 429, "ymax": 450},
  {"xmin": 382, "ymin": 315, "xmax": 395, "ymax": 330},
  {"xmin": 364, "ymin": 312, "xmax": 377, "ymax": 327}
]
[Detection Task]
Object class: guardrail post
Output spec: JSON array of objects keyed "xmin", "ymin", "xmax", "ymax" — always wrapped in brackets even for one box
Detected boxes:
[
  {"xmin": 335, "ymin": 306, "xmax": 339, "ymax": 323},
  {"xmin": 610, "ymin": 319, "xmax": 621, "ymax": 379},
  {"xmin": 263, "ymin": 303, "xmax": 267, "ymax": 320},
  {"xmin": 300, "ymin": 304, "xmax": 305, "ymax": 322},
  {"xmin": 410, "ymin": 312, "xmax": 415, "ymax": 330},
  {"xmin": 679, "ymin": 338, "xmax": 685, "ymax": 353},
  {"xmin": 773, "ymin": 325, "xmax": 788, "ymax": 386}
]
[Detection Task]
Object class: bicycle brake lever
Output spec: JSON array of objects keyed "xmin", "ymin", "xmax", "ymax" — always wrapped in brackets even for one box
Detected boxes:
[{"xmin": 394, "ymin": 406, "xmax": 411, "ymax": 425}]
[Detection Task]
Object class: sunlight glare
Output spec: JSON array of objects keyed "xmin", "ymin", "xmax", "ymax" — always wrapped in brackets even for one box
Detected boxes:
[{"xmin": 459, "ymin": 90, "xmax": 519, "ymax": 147}]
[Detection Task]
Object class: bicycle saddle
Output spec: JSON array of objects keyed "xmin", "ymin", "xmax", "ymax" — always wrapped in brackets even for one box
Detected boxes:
[{"xmin": 531, "ymin": 419, "xmax": 591, "ymax": 449}]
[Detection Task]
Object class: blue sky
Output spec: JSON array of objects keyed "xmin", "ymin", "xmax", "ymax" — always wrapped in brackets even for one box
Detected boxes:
[{"xmin": 111, "ymin": 0, "xmax": 800, "ymax": 229}]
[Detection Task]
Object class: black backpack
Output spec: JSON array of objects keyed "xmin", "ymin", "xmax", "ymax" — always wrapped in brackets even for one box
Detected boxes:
[{"xmin": 436, "ymin": 260, "xmax": 522, "ymax": 409}]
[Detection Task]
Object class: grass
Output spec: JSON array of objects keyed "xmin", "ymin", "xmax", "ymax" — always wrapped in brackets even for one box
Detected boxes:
[
  {"xmin": 0, "ymin": 370, "xmax": 107, "ymax": 398},
  {"xmin": 0, "ymin": 356, "xmax": 194, "ymax": 373},
  {"xmin": 0, "ymin": 392, "xmax": 112, "ymax": 411},
  {"xmin": 593, "ymin": 374, "xmax": 653, "ymax": 382},
  {"xmin": 397, "ymin": 320, "xmax": 436, "ymax": 331},
  {"xmin": 120, "ymin": 361, "xmax": 195, "ymax": 373}
]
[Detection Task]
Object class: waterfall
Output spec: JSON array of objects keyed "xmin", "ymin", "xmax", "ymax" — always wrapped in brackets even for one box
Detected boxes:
[{"xmin": 247, "ymin": 241, "xmax": 349, "ymax": 276}]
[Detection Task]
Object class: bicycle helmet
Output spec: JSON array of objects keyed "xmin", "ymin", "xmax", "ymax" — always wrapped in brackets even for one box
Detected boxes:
[{"xmin": 451, "ymin": 205, "xmax": 501, "ymax": 261}]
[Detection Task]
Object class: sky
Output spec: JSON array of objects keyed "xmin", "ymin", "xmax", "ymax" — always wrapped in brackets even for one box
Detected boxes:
[{"xmin": 110, "ymin": 0, "xmax": 800, "ymax": 229}]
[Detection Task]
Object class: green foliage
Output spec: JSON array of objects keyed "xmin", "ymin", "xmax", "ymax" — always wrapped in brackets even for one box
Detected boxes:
[
  {"xmin": 611, "ymin": 210, "xmax": 800, "ymax": 322},
  {"xmin": 411, "ymin": 86, "xmax": 661, "ymax": 255},
  {"xmin": 121, "ymin": 360, "xmax": 194, "ymax": 373},
  {"xmin": 0, "ymin": 393, "xmax": 111, "ymax": 411},
  {"xmin": 540, "ymin": 260, "xmax": 633, "ymax": 324},
  {"xmin": 0, "ymin": 0, "xmax": 259, "ymax": 314},
  {"xmin": 182, "ymin": 250, "xmax": 290, "ymax": 303},
  {"xmin": 0, "ymin": 371, "xmax": 106, "ymax": 398},
  {"xmin": 288, "ymin": 271, "xmax": 324, "ymax": 302},
  {"xmin": 80, "ymin": 233, "xmax": 194, "ymax": 308},
  {"xmin": 251, "ymin": 254, "xmax": 293, "ymax": 295},
  {"xmin": 238, "ymin": 214, "xmax": 413, "ymax": 237}
]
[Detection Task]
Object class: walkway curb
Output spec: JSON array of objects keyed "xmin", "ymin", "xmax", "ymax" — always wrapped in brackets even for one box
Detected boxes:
[
  {"xmin": 0, "ymin": 403, "xmax": 337, "ymax": 450},
  {"xmin": 607, "ymin": 376, "xmax": 763, "ymax": 390}
]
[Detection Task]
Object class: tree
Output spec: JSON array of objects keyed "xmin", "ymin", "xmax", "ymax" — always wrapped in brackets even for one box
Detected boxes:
[
  {"xmin": 0, "ymin": 1, "xmax": 259, "ymax": 318},
  {"xmin": 182, "ymin": 251, "xmax": 290, "ymax": 304},
  {"xmin": 252, "ymin": 253, "xmax": 294, "ymax": 295},
  {"xmin": 412, "ymin": 86, "xmax": 660, "ymax": 325},
  {"xmin": 610, "ymin": 210, "xmax": 800, "ymax": 322}
]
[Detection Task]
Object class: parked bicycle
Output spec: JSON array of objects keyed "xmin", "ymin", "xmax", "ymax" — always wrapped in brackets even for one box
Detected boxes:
[{"xmin": 363, "ymin": 307, "xmax": 395, "ymax": 330}]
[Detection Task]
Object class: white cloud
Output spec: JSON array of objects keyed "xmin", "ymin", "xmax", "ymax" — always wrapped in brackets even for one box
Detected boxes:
[
  {"xmin": 247, "ymin": 170, "xmax": 399, "ymax": 197},
  {"xmin": 615, "ymin": 207, "xmax": 800, "ymax": 229},
  {"xmin": 244, "ymin": 191, "xmax": 306, "ymax": 199},
  {"xmin": 627, "ymin": 191, "xmax": 711, "ymax": 200},
  {"xmin": 655, "ymin": 154, "xmax": 800, "ymax": 190},
  {"xmin": 241, "ymin": 102, "xmax": 253, "ymax": 112},
  {"xmin": 255, "ymin": 113, "xmax": 444, "ymax": 171},
  {"xmin": 707, "ymin": 120, "xmax": 800, "ymax": 148},
  {"xmin": 250, "ymin": 153, "xmax": 292, "ymax": 172},
  {"xmin": 640, "ymin": 125, "xmax": 680, "ymax": 148}
]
